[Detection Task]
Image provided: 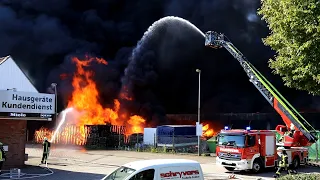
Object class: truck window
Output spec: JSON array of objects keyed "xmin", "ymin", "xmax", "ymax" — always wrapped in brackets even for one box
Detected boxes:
[
  {"xmin": 104, "ymin": 166, "xmax": 136, "ymax": 180},
  {"xmin": 218, "ymin": 134, "xmax": 245, "ymax": 147},
  {"xmin": 129, "ymin": 169, "xmax": 155, "ymax": 180},
  {"xmin": 247, "ymin": 135, "xmax": 256, "ymax": 147}
]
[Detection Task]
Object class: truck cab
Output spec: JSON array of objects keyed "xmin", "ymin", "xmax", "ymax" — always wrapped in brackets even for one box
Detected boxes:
[
  {"xmin": 101, "ymin": 159, "xmax": 204, "ymax": 180},
  {"xmin": 216, "ymin": 126, "xmax": 278, "ymax": 173}
]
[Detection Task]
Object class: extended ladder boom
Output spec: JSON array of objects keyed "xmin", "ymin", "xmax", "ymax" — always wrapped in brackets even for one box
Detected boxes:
[{"xmin": 205, "ymin": 31, "xmax": 317, "ymax": 146}]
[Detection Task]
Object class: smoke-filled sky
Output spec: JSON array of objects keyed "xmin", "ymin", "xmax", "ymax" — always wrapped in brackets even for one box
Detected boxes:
[{"xmin": 1, "ymin": 0, "xmax": 320, "ymax": 120}]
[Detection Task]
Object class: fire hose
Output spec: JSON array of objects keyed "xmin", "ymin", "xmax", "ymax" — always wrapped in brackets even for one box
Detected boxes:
[
  {"xmin": 0, "ymin": 164, "xmax": 53, "ymax": 180},
  {"xmin": 203, "ymin": 173, "xmax": 271, "ymax": 180},
  {"xmin": 0, "ymin": 154, "xmax": 120, "ymax": 180}
]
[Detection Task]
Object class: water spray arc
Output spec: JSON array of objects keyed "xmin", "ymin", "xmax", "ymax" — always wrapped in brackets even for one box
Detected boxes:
[
  {"xmin": 120, "ymin": 16, "xmax": 205, "ymax": 105},
  {"xmin": 50, "ymin": 107, "xmax": 74, "ymax": 142}
]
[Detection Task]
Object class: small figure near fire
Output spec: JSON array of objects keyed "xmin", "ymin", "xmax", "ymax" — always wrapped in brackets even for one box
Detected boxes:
[
  {"xmin": 0, "ymin": 142, "xmax": 6, "ymax": 174},
  {"xmin": 41, "ymin": 137, "xmax": 51, "ymax": 164}
]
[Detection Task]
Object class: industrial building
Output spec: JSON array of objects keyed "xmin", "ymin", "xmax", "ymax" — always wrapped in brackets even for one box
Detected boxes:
[{"xmin": 0, "ymin": 56, "xmax": 55, "ymax": 169}]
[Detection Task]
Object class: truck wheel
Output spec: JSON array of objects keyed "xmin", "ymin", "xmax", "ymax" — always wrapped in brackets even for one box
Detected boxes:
[
  {"xmin": 224, "ymin": 167, "xmax": 235, "ymax": 171},
  {"xmin": 252, "ymin": 159, "xmax": 262, "ymax": 173},
  {"xmin": 291, "ymin": 157, "xmax": 300, "ymax": 169}
]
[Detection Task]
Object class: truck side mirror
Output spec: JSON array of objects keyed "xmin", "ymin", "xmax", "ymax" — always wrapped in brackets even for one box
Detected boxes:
[
  {"xmin": 245, "ymin": 135, "xmax": 250, "ymax": 147},
  {"xmin": 246, "ymin": 136, "xmax": 255, "ymax": 147}
]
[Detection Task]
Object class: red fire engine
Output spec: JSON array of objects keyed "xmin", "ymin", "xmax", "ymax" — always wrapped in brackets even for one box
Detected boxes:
[{"xmin": 204, "ymin": 31, "xmax": 318, "ymax": 173}]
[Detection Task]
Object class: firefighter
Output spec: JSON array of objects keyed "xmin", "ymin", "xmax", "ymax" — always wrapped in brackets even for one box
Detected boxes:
[
  {"xmin": 0, "ymin": 142, "xmax": 6, "ymax": 174},
  {"xmin": 287, "ymin": 123, "xmax": 295, "ymax": 138},
  {"xmin": 273, "ymin": 150, "xmax": 292, "ymax": 178},
  {"xmin": 41, "ymin": 137, "xmax": 51, "ymax": 164}
]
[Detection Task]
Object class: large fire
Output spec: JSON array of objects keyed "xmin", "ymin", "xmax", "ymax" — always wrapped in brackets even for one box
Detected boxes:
[
  {"xmin": 35, "ymin": 56, "xmax": 146, "ymax": 145},
  {"xmin": 66, "ymin": 57, "xmax": 145, "ymax": 136},
  {"xmin": 34, "ymin": 56, "xmax": 216, "ymax": 145}
]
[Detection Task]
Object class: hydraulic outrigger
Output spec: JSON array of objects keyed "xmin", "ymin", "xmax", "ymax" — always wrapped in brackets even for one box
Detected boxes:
[{"xmin": 204, "ymin": 31, "xmax": 317, "ymax": 147}]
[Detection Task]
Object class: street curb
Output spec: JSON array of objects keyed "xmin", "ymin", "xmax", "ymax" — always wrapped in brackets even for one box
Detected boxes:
[
  {"xmin": 306, "ymin": 159, "xmax": 320, "ymax": 167},
  {"xmin": 306, "ymin": 162, "xmax": 320, "ymax": 167}
]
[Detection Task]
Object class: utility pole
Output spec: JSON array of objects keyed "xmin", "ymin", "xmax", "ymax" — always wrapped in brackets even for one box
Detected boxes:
[
  {"xmin": 196, "ymin": 69, "xmax": 201, "ymax": 156},
  {"xmin": 51, "ymin": 83, "xmax": 58, "ymax": 121}
]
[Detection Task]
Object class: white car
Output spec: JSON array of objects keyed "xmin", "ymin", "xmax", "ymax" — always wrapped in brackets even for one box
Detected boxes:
[{"xmin": 102, "ymin": 159, "xmax": 204, "ymax": 180}]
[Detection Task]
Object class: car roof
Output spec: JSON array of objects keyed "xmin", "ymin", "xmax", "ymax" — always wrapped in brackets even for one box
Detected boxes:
[
  {"xmin": 220, "ymin": 129, "xmax": 274, "ymax": 134},
  {"xmin": 159, "ymin": 125, "xmax": 196, "ymax": 127},
  {"xmin": 123, "ymin": 159, "xmax": 200, "ymax": 170}
]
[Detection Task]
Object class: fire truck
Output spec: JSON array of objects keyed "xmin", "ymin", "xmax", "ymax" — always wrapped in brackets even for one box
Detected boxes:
[{"xmin": 204, "ymin": 31, "xmax": 318, "ymax": 173}]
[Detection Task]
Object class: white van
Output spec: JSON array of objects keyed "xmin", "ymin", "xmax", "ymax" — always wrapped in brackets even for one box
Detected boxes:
[{"xmin": 101, "ymin": 159, "xmax": 204, "ymax": 180}]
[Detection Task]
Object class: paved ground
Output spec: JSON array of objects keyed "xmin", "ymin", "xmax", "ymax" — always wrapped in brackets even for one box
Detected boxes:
[{"xmin": 0, "ymin": 144, "xmax": 320, "ymax": 180}]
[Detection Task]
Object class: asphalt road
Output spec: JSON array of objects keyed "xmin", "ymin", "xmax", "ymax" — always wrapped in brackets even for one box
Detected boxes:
[{"xmin": 0, "ymin": 144, "xmax": 319, "ymax": 180}]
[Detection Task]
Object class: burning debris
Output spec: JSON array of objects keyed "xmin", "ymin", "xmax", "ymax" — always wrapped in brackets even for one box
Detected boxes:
[
  {"xmin": 202, "ymin": 124, "xmax": 215, "ymax": 138},
  {"xmin": 34, "ymin": 55, "xmax": 146, "ymax": 145},
  {"xmin": 35, "ymin": 122, "xmax": 216, "ymax": 146},
  {"xmin": 34, "ymin": 121, "xmax": 216, "ymax": 146},
  {"xmin": 34, "ymin": 125, "xmax": 89, "ymax": 145}
]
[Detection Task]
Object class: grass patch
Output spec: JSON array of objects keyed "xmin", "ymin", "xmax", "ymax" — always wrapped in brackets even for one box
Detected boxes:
[{"xmin": 278, "ymin": 173, "xmax": 320, "ymax": 180}]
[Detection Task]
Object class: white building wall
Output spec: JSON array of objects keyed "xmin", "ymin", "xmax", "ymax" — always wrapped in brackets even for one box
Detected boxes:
[
  {"xmin": 143, "ymin": 128, "xmax": 157, "ymax": 145},
  {"xmin": 0, "ymin": 56, "xmax": 38, "ymax": 92}
]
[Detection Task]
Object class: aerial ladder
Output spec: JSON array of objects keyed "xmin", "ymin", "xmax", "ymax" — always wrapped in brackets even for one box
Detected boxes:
[{"xmin": 204, "ymin": 31, "xmax": 318, "ymax": 147}]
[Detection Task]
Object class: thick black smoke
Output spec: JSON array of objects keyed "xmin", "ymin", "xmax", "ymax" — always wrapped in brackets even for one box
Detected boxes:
[
  {"xmin": 120, "ymin": 16, "xmax": 206, "ymax": 122},
  {"xmin": 0, "ymin": 0, "xmax": 318, "ymax": 125}
]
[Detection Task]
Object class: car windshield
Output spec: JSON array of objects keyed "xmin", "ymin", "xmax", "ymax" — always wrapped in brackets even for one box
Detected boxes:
[
  {"xmin": 218, "ymin": 134, "xmax": 245, "ymax": 147},
  {"xmin": 104, "ymin": 166, "xmax": 136, "ymax": 180}
]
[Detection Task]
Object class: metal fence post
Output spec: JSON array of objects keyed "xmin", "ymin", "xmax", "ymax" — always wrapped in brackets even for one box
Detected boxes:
[
  {"xmin": 137, "ymin": 134, "xmax": 139, "ymax": 144},
  {"xmin": 172, "ymin": 132, "xmax": 175, "ymax": 152},
  {"xmin": 136, "ymin": 134, "xmax": 139, "ymax": 151},
  {"xmin": 316, "ymin": 133, "xmax": 319, "ymax": 163},
  {"xmin": 153, "ymin": 133, "xmax": 156, "ymax": 148},
  {"xmin": 118, "ymin": 132, "xmax": 121, "ymax": 149}
]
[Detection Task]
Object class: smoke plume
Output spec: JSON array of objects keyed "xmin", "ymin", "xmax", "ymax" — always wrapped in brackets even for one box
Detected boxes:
[{"xmin": 119, "ymin": 16, "xmax": 205, "ymax": 121}]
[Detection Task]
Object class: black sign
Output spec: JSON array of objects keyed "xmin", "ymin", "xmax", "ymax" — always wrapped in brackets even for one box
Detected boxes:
[
  {"xmin": 40, "ymin": 114, "xmax": 52, "ymax": 118},
  {"xmin": 9, "ymin": 112, "xmax": 26, "ymax": 117},
  {"xmin": 0, "ymin": 112, "xmax": 53, "ymax": 118}
]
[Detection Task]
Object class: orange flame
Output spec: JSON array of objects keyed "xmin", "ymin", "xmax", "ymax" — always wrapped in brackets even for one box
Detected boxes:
[
  {"xmin": 202, "ymin": 123, "xmax": 215, "ymax": 138},
  {"xmin": 34, "ymin": 126, "xmax": 89, "ymax": 145},
  {"xmin": 34, "ymin": 55, "xmax": 146, "ymax": 145}
]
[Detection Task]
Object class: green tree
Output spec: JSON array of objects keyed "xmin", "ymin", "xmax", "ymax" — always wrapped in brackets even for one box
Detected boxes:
[{"xmin": 258, "ymin": 0, "xmax": 320, "ymax": 95}]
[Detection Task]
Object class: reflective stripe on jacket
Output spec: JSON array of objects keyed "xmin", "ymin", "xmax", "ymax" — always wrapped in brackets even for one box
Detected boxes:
[
  {"xmin": 43, "ymin": 141, "xmax": 50, "ymax": 154},
  {"xmin": 0, "ymin": 148, "xmax": 5, "ymax": 161},
  {"xmin": 279, "ymin": 154, "xmax": 289, "ymax": 167}
]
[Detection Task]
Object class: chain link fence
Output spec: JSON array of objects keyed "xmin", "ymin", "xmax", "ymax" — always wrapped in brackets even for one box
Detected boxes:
[
  {"xmin": 154, "ymin": 135, "xmax": 210, "ymax": 154},
  {"xmin": 85, "ymin": 131, "xmax": 212, "ymax": 155},
  {"xmin": 85, "ymin": 133, "xmax": 144, "ymax": 150}
]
